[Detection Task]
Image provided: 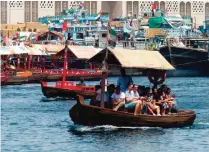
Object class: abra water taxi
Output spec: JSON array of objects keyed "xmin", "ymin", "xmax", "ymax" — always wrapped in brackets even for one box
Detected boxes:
[{"xmin": 69, "ymin": 47, "xmax": 196, "ymax": 128}]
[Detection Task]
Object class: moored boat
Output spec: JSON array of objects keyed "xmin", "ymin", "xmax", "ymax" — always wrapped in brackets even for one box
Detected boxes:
[
  {"xmin": 41, "ymin": 81, "xmax": 96, "ymax": 99},
  {"xmin": 40, "ymin": 41, "xmax": 99, "ymax": 99}
]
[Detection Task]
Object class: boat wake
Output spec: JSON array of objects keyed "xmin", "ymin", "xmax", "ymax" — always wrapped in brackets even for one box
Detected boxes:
[
  {"xmin": 191, "ymin": 122, "xmax": 209, "ymax": 129},
  {"xmin": 69, "ymin": 124, "xmax": 162, "ymax": 133},
  {"xmin": 40, "ymin": 97, "xmax": 76, "ymax": 102}
]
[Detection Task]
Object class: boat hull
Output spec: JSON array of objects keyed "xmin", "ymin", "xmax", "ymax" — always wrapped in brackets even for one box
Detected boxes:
[
  {"xmin": 159, "ymin": 46, "xmax": 209, "ymax": 76},
  {"xmin": 41, "ymin": 84, "xmax": 96, "ymax": 99},
  {"xmin": 70, "ymin": 96, "xmax": 196, "ymax": 128}
]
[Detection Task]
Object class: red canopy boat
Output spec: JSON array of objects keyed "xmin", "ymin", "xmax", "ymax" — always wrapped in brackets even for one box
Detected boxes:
[{"xmin": 41, "ymin": 41, "xmax": 99, "ymax": 99}]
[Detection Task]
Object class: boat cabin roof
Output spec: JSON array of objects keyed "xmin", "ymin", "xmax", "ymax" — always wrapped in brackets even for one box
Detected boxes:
[
  {"xmin": 56, "ymin": 45, "xmax": 100, "ymax": 59},
  {"xmin": 0, "ymin": 46, "xmax": 12, "ymax": 55},
  {"xmin": 88, "ymin": 47, "xmax": 175, "ymax": 70}
]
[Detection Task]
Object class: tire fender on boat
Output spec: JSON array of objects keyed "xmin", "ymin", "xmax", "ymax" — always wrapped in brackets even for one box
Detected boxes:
[{"xmin": 148, "ymin": 70, "xmax": 166, "ymax": 85}]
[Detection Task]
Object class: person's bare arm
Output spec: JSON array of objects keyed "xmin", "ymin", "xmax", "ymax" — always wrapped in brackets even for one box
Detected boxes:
[{"xmin": 126, "ymin": 97, "xmax": 133, "ymax": 102}]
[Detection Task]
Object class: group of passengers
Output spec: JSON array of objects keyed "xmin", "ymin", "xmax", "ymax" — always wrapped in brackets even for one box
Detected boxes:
[{"xmin": 91, "ymin": 68, "xmax": 178, "ymax": 116}]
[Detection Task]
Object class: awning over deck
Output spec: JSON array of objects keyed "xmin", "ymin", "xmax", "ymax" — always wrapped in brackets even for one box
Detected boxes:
[
  {"xmin": 56, "ymin": 45, "xmax": 100, "ymax": 59},
  {"xmin": 8, "ymin": 46, "xmax": 29, "ymax": 54},
  {"xmin": 88, "ymin": 47, "xmax": 175, "ymax": 70},
  {"xmin": 0, "ymin": 46, "xmax": 12, "ymax": 55},
  {"xmin": 43, "ymin": 45, "xmax": 65, "ymax": 54},
  {"xmin": 25, "ymin": 45, "xmax": 48, "ymax": 56}
]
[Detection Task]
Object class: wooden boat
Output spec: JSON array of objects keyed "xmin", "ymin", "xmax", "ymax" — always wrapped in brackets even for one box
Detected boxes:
[
  {"xmin": 70, "ymin": 95, "xmax": 196, "ymax": 128},
  {"xmin": 41, "ymin": 81, "xmax": 96, "ymax": 99},
  {"xmin": 1, "ymin": 70, "xmax": 48, "ymax": 86},
  {"xmin": 69, "ymin": 47, "xmax": 196, "ymax": 128},
  {"xmin": 40, "ymin": 41, "xmax": 101, "ymax": 99}
]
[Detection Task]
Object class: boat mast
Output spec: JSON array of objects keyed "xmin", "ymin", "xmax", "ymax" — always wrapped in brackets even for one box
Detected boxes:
[
  {"xmin": 100, "ymin": 20, "xmax": 110, "ymax": 108},
  {"xmin": 62, "ymin": 40, "xmax": 68, "ymax": 87}
]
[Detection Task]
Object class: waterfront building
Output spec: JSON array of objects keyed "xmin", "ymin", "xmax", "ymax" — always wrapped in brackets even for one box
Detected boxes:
[{"xmin": 1, "ymin": 1, "xmax": 209, "ymax": 26}]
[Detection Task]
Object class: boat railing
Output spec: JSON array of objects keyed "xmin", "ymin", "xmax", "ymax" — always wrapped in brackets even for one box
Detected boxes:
[{"xmin": 38, "ymin": 40, "xmax": 147, "ymax": 50}]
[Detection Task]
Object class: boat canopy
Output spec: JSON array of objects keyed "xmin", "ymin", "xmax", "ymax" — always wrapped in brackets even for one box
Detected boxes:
[
  {"xmin": 56, "ymin": 45, "xmax": 100, "ymax": 59},
  {"xmin": 8, "ymin": 46, "xmax": 29, "ymax": 54},
  {"xmin": 88, "ymin": 47, "xmax": 175, "ymax": 70},
  {"xmin": 25, "ymin": 45, "xmax": 48, "ymax": 56},
  {"xmin": 0, "ymin": 46, "xmax": 12, "ymax": 55},
  {"xmin": 43, "ymin": 45, "xmax": 65, "ymax": 55}
]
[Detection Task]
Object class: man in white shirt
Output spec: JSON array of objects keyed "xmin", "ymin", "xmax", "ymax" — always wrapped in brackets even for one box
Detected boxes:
[
  {"xmin": 95, "ymin": 81, "xmax": 109, "ymax": 107},
  {"xmin": 125, "ymin": 83, "xmax": 142, "ymax": 115},
  {"xmin": 111, "ymin": 86, "xmax": 125, "ymax": 111}
]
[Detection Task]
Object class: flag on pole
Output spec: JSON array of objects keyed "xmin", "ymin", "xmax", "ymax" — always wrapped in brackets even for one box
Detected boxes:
[
  {"xmin": 62, "ymin": 20, "xmax": 68, "ymax": 32},
  {"xmin": 16, "ymin": 32, "xmax": 26, "ymax": 40},
  {"xmin": 130, "ymin": 18, "xmax": 133, "ymax": 26},
  {"xmin": 109, "ymin": 28, "xmax": 117, "ymax": 42},
  {"xmin": 152, "ymin": 1, "xmax": 157, "ymax": 12},
  {"xmin": 81, "ymin": 1, "xmax": 85, "ymax": 9},
  {"xmin": 95, "ymin": 11, "xmax": 102, "ymax": 21},
  {"xmin": 165, "ymin": 8, "xmax": 168, "ymax": 16},
  {"xmin": 3, "ymin": 35, "xmax": 7, "ymax": 42}
]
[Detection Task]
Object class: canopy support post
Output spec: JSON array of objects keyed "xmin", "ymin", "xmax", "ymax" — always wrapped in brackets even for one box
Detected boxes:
[
  {"xmin": 24, "ymin": 56, "xmax": 27, "ymax": 71},
  {"xmin": 100, "ymin": 71, "xmax": 107, "ymax": 108},
  {"xmin": 89, "ymin": 63, "xmax": 93, "ymax": 70},
  {"xmin": 62, "ymin": 41, "xmax": 68, "ymax": 87},
  {"xmin": 100, "ymin": 48, "xmax": 108, "ymax": 108},
  {"xmin": 17, "ymin": 55, "xmax": 20, "ymax": 69},
  {"xmin": 28, "ymin": 55, "xmax": 31, "ymax": 70},
  {"xmin": 41, "ymin": 56, "xmax": 45, "ymax": 72},
  {"xmin": 36, "ymin": 56, "xmax": 39, "ymax": 69}
]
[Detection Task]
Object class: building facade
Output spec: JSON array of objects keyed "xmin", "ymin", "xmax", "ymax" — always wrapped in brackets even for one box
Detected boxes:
[{"xmin": 1, "ymin": 1, "xmax": 209, "ymax": 26}]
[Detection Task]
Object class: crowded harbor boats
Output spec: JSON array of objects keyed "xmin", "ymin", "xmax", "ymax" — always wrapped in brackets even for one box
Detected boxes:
[
  {"xmin": 1, "ymin": 3, "xmax": 209, "ymax": 87},
  {"xmin": 69, "ymin": 47, "xmax": 196, "ymax": 128}
]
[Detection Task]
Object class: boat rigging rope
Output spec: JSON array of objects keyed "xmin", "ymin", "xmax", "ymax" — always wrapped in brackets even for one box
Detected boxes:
[
  {"xmin": 173, "ymin": 59, "xmax": 208, "ymax": 67},
  {"xmin": 170, "ymin": 48, "xmax": 206, "ymax": 59}
]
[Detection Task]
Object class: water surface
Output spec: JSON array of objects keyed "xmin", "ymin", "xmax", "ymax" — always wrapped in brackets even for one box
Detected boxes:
[{"xmin": 1, "ymin": 77, "xmax": 209, "ymax": 152}]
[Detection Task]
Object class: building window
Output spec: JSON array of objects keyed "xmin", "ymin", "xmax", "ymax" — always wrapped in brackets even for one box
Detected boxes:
[
  {"xmin": 186, "ymin": 2, "xmax": 191, "ymax": 17},
  {"xmin": 180, "ymin": 2, "xmax": 185, "ymax": 17},
  {"xmin": 55, "ymin": 1, "xmax": 61, "ymax": 16},
  {"xmin": 91, "ymin": 1, "xmax": 97, "ymax": 14},
  {"xmin": 156, "ymin": 1, "xmax": 159, "ymax": 9},
  {"xmin": 127, "ymin": 1, "xmax": 132, "ymax": 16},
  {"xmin": 133, "ymin": 1, "xmax": 139, "ymax": 16},
  {"xmin": 84, "ymin": 1, "xmax": 90, "ymax": 14},
  {"xmin": 206, "ymin": 3, "xmax": 209, "ymax": 20},
  {"xmin": 160, "ymin": 1, "xmax": 165, "ymax": 11}
]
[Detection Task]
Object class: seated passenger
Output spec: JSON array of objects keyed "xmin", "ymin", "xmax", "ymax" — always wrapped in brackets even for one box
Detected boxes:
[
  {"xmin": 133, "ymin": 84, "xmax": 140, "ymax": 100},
  {"xmin": 144, "ymin": 87, "xmax": 161, "ymax": 116},
  {"xmin": 164, "ymin": 88, "xmax": 178, "ymax": 113},
  {"xmin": 154, "ymin": 88, "xmax": 169, "ymax": 116},
  {"xmin": 93, "ymin": 81, "xmax": 109, "ymax": 107},
  {"xmin": 77, "ymin": 78, "xmax": 86, "ymax": 86},
  {"xmin": 125, "ymin": 83, "xmax": 142, "ymax": 115},
  {"xmin": 111, "ymin": 86, "xmax": 125, "ymax": 111}
]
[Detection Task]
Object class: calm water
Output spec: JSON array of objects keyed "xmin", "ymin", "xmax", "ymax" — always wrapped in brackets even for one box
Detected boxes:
[{"xmin": 1, "ymin": 77, "xmax": 209, "ymax": 152}]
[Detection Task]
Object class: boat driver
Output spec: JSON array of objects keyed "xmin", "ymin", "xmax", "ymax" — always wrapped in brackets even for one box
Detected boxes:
[{"xmin": 117, "ymin": 68, "xmax": 133, "ymax": 92}]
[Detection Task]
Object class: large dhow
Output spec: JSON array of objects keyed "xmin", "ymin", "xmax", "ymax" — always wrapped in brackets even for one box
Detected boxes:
[
  {"xmin": 69, "ymin": 47, "xmax": 196, "ymax": 128},
  {"xmin": 41, "ymin": 42, "xmax": 100, "ymax": 99}
]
